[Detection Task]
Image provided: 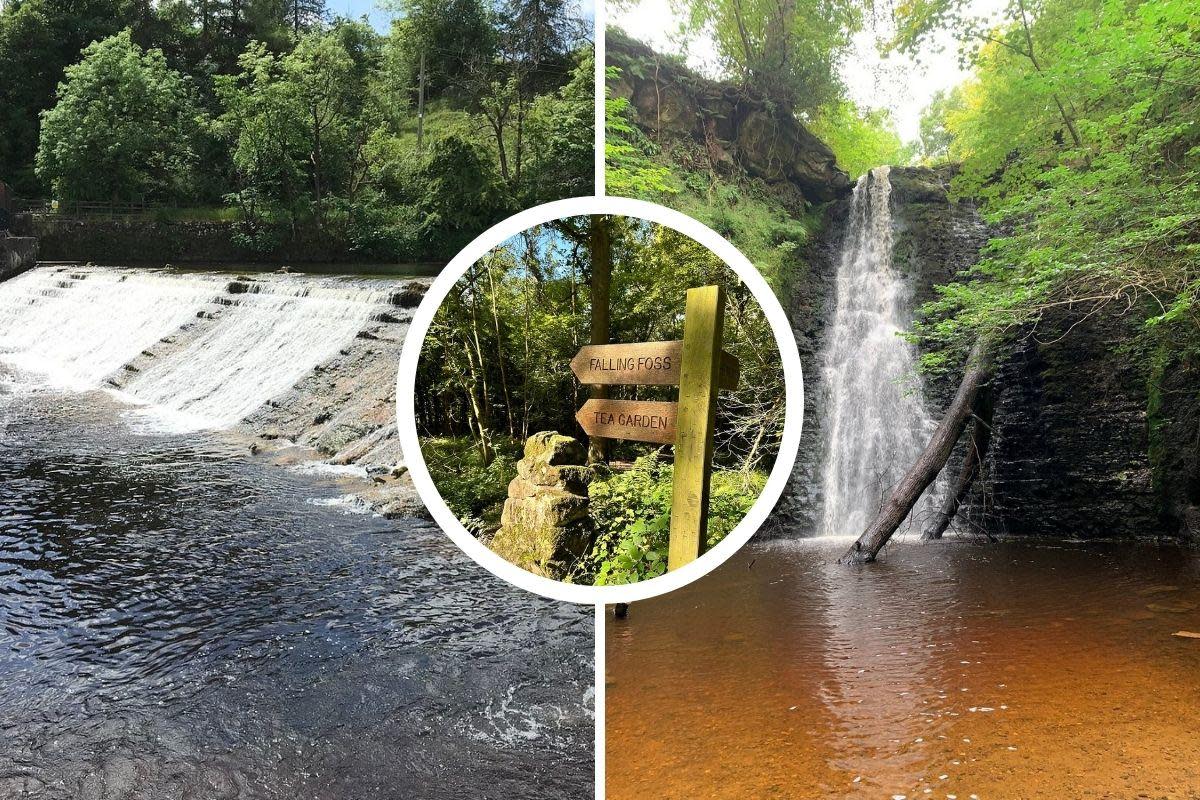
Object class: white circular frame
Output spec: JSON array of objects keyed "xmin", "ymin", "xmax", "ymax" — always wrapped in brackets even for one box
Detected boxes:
[{"xmin": 397, "ymin": 197, "xmax": 803, "ymax": 604}]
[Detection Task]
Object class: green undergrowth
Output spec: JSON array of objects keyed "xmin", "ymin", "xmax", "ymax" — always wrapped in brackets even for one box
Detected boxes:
[
  {"xmin": 668, "ymin": 175, "xmax": 825, "ymax": 302},
  {"xmin": 586, "ymin": 453, "xmax": 767, "ymax": 585},
  {"xmin": 421, "ymin": 436, "xmax": 767, "ymax": 585},
  {"xmin": 420, "ymin": 435, "xmax": 521, "ymax": 535}
]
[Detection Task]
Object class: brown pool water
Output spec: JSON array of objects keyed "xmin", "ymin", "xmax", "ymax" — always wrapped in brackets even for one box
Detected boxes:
[{"xmin": 607, "ymin": 537, "xmax": 1200, "ymax": 799}]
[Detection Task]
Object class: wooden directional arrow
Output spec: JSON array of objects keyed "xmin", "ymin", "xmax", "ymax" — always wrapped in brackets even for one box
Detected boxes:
[
  {"xmin": 570, "ymin": 341, "xmax": 739, "ymax": 389},
  {"xmin": 575, "ymin": 399, "xmax": 677, "ymax": 445}
]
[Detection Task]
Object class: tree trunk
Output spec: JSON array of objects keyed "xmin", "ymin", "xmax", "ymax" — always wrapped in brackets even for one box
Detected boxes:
[
  {"xmin": 466, "ymin": 269, "xmax": 492, "ymax": 430},
  {"xmin": 491, "ymin": 117, "xmax": 510, "ymax": 182},
  {"xmin": 514, "ymin": 93, "xmax": 527, "ymax": 183},
  {"xmin": 588, "ymin": 214, "xmax": 612, "ymax": 464},
  {"xmin": 484, "ymin": 257, "xmax": 516, "ymax": 437},
  {"xmin": 922, "ymin": 384, "xmax": 995, "ymax": 540},
  {"xmin": 461, "ymin": 336, "xmax": 494, "ymax": 465},
  {"xmin": 840, "ymin": 340, "xmax": 995, "ymax": 564}
]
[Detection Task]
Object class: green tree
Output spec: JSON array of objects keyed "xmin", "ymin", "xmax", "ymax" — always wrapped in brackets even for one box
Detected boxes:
[
  {"xmin": 387, "ymin": 0, "xmax": 497, "ymax": 100},
  {"xmin": 808, "ymin": 100, "xmax": 913, "ymax": 179},
  {"xmin": 916, "ymin": 87, "xmax": 963, "ymax": 164},
  {"xmin": 523, "ymin": 48, "xmax": 596, "ymax": 203},
  {"xmin": 903, "ymin": 0, "xmax": 1200, "ymax": 367},
  {"xmin": 216, "ymin": 25, "xmax": 404, "ymax": 239},
  {"xmin": 669, "ymin": 0, "xmax": 860, "ymax": 109},
  {"xmin": 214, "ymin": 40, "xmax": 308, "ymax": 240},
  {"xmin": 0, "ymin": 0, "xmax": 138, "ymax": 193},
  {"xmin": 36, "ymin": 30, "xmax": 204, "ymax": 202},
  {"xmin": 282, "ymin": 0, "xmax": 326, "ymax": 36},
  {"xmin": 415, "ymin": 133, "xmax": 509, "ymax": 251},
  {"xmin": 282, "ymin": 29, "xmax": 358, "ymax": 229}
]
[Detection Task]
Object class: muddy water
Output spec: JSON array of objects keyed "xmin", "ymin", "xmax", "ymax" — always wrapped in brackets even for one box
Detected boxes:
[
  {"xmin": 607, "ymin": 538, "xmax": 1200, "ymax": 799},
  {"xmin": 0, "ymin": 380, "xmax": 593, "ymax": 799}
]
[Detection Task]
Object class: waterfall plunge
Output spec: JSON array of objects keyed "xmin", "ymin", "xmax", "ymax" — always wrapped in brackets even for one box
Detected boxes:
[
  {"xmin": 0, "ymin": 267, "xmax": 400, "ymax": 431},
  {"xmin": 819, "ymin": 167, "xmax": 940, "ymax": 538}
]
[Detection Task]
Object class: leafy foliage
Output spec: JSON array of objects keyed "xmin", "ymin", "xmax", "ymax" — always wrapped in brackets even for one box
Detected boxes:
[
  {"xmin": 916, "ymin": 87, "xmax": 964, "ymax": 164},
  {"xmin": 421, "ymin": 436, "xmax": 521, "ymax": 533},
  {"xmin": 36, "ymin": 31, "xmax": 204, "ymax": 202},
  {"xmin": 667, "ymin": 0, "xmax": 859, "ymax": 109},
  {"xmin": 0, "ymin": 0, "xmax": 146, "ymax": 193},
  {"xmin": 3, "ymin": 0, "xmax": 593, "ymax": 261},
  {"xmin": 604, "ymin": 67, "xmax": 676, "ymax": 197},
  {"xmin": 906, "ymin": 0, "xmax": 1200, "ymax": 368},
  {"xmin": 417, "ymin": 216, "xmax": 785, "ymax": 470},
  {"xmin": 809, "ymin": 100, "xmax": 915, "ymax": 180},
  {"xmin": 522, "ymin": 50, "xmax": 597, "ymax": 203},
  {"xmin": 587, "ymin": 454, "xmax": 766, "ymax": 585}
]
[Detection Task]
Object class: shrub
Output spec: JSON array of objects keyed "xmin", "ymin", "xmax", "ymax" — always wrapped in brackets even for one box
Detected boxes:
[
  {"xmin": 420, "ymin": 436, "xmax": 521, "ymax": 535},
  {"xmin": 587, "ymin": 453, "xmax": 767, "ymax": 585}
]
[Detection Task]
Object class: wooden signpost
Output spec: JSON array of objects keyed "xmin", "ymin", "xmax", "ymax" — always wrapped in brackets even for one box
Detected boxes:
[
  {"xmin": 570, "ymin": 341, "xmax": 740, "ymax": 389},
  {"xmin": 571, "ymin": 285, "xmax": 738, "ymax": 572},
  {"xmin": 575, "ymin": 398, "xmax": 678, "ymax": 445}
]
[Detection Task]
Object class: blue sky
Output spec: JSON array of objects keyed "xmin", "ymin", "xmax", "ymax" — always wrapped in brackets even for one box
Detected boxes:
[
  {"xmin": 334, "ymin": 0, "xmax": 392, "ymax": 32},
  {"xmin": 336, "ymin": 0, "xmax": 595, "ymax": 35}
]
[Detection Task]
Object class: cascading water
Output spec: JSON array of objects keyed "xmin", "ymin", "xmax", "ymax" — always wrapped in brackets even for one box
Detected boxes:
[
  {"xmin": 0, "ymin": 266, "xmax": 593, "ymax": 797},
  {"xmin": 818, "ymin": 167, "xmax": 940, "ymax": 538},
  {"xmin": 0, "ymin": 266, "xmax": 402, "ymax": 430}
]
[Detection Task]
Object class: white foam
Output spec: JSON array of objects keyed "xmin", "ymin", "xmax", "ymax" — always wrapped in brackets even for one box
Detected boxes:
[
  {"xmin": 289, "ymin": 461, "xmax": 371, "ymax": 479},
  {"xmin": 0, "ymin": 267, "xmax": 402, "ymax": 431}
]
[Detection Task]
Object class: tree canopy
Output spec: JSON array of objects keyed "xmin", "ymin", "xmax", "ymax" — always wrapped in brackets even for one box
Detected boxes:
[
  {"xmin": 905, "ymin": 0, "xmax": 1199, "ymax": 368},
  {"xmin": 2, "ymin": 0, "xmax": 593, "ymax": 261},
  {"xmin": 808, "ymin": 100, "xmax": 914, "ymax": 180},
  {"xmin": 668, "ymin": 0, "xmax": 860, "ymax": 110},
  {"xmin": 36, "ymin": 31, "xmax": 203, "ymax": 202}
]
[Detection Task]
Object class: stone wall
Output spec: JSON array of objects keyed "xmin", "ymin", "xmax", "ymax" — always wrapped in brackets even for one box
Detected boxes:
[
  {"xmin": 0, "ymin": 235, "xmax": 38, "ymax": 281},
  {"xmin": 490, "ymin": 433, "xmax": 594, "ymax": 579},
  {"xmin": 18, "ymin": 216, "xmax": 410, "ymax": 266}
]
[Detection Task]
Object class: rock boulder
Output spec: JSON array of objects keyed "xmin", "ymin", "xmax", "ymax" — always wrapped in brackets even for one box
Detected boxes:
[{"xmin": 490, "ymin": 432, "xmax": 594, "ymax": 579}]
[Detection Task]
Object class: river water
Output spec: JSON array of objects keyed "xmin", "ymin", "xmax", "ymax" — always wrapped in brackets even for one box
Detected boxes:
[
  {"xmin": 607, "ymin": 537, "xmax": 1200, "ymax": 799},
  {"xmin": 0, "ymin": 377, "xmax": 593, "ymax": 798}
]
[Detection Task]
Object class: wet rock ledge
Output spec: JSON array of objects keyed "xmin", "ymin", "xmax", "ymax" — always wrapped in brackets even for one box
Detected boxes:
[{"xmin": 238, "ymin": 278, "xmax": 433, "ymax": 518}]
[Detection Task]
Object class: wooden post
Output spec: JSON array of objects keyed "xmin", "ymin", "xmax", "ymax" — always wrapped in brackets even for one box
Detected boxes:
[
  {"xmin": 667, "ymin": 285, "xmax": 725, "ymax": 571},
  {"xmin": 417, "ymin": 52, "xmax": 426, "ymax": 150}
]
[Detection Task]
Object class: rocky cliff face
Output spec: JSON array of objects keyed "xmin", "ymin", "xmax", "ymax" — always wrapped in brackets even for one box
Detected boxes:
[
  {"xmin": 607, "ymin": 31, "xmax": 850, "ymax": 214},
  {"xmin": 868, "ymin": 168, "xmax": 1197, "ymax": 541},
  {"xmin": 774, "ymin": 165, "xmax": 1199, "ymax": 541}
]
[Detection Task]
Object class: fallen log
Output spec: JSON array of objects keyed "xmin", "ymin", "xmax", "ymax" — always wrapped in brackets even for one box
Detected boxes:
[
  {"xmin": 840, "ymin": 339, "xmax": 995, "ymax": 564},
  {"xmin": 923, "ymin": 384, "xmax": 995, "ymax": 540}
]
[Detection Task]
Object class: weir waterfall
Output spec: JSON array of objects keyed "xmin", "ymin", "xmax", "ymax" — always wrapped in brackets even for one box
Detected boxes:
[
  {"xmin": 0, "ymin": 267, "xmax": 405, "ymax": 430},
  {"xmin": 0, "ymin": 264, "xmax": 595, "ymax": 796},
  {"xmin": 818, "ymin": 166, "xmax": 940, "ymax": 538}
]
